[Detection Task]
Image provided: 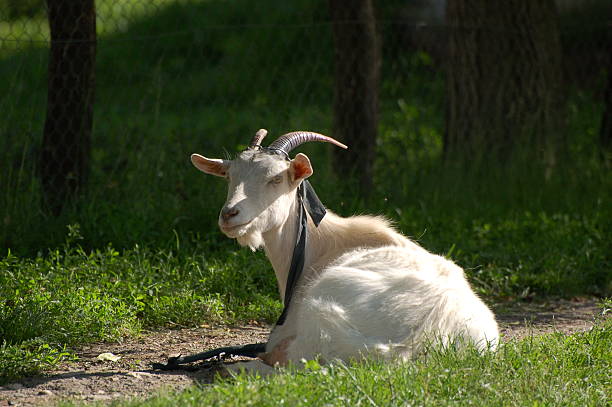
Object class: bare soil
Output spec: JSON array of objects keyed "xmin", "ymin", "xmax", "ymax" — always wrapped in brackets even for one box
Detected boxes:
[{"xmin": 0, "ymin": 298, "xmax": 605, "ymax": 407}]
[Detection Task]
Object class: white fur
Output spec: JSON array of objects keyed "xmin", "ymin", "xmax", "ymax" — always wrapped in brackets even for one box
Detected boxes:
[
  {"xmin": 288, "ymin": 247, "xmax": 499, "ymax": 363},
  {"xmin": 191, "ymin": 148, "xmax": 499, "ymax": 374}
]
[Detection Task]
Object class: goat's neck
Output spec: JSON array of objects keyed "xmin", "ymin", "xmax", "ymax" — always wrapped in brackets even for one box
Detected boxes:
[
  {"xmin": 262, "ymin": 189, "xmax": 410, "ymax": 301},
  {"xmin": 261, "ymin": 191, "xmax": 339, "ymax": 301},
  {"xmin": 262, "ymin": 195, "xmax": 300, "ymax": 300}
]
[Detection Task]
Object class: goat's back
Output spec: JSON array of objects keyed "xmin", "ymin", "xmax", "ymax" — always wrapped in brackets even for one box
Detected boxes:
[{"xmin": 287, "ymin": 245, "xmax": 499, "ymax": 362}]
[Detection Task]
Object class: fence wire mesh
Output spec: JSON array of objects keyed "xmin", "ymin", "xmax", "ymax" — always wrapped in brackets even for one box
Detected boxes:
[{"xmin": 0, "ymin": 0, "xmax": 610, "ymax": 248}]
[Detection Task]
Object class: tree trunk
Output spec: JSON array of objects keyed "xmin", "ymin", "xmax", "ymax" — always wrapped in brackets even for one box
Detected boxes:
[
  {"xmin": 445, "ymin": 0, "xmax": 563, "ymax": 171},
  {"xmin": 600, "ymin": 53, "xmax": 612, "ymax": 165},
  {"xmin": 41, "ymin": 0, "xmax": 96, "ymax": 215},
  {"xmin": 329, "ymin": 0, "xmax": 380, "ymax": 192}
]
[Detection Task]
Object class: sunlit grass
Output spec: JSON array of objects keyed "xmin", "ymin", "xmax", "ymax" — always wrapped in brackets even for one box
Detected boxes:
[
  {"xmin": 0, "ymin": 234, "xmax": 280, "ymax": 384},
  {"xmin": 74, "ymin": 317, "xmax": 611, "ymax": 406},
  {"xmin": 0, "ymin": 0, "xmax": 179, "ymax": 56}
]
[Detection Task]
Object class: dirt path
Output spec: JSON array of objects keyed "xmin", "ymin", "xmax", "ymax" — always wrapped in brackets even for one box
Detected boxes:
[{"xmin": 0, "ymin": 298, "xmax": 605, "ymax": 406}]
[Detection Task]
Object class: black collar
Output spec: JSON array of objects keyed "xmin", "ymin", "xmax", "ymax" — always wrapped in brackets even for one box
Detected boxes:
[{"xmin": 275, "ymin": 180, "xmax": 326, "ymax": 326}]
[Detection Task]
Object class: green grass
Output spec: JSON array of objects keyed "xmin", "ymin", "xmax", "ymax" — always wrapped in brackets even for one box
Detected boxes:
[
  {"xmin": 59, "ymin": 316, "xmax": 610, "ymax": 407},
  {"xmin": 0, "ymin": 0, "xmax": 611, "ymax": 390},
  {"xmin": 0, "ymin": 0, "xmax": 335, "ymax": 252},
  {"xmin": 0, "ymin": 231, "xmax": 281, "ymax": 383},
  {"xmin": 0, "ymin": 0, "xmax": 179, "ymax": 56},
  {"xmin": 1, "ymin": 200, "xmax": 609, "ymax": 384}
]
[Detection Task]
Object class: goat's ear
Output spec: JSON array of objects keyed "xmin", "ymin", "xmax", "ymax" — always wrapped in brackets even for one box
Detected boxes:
[
  {"xmin": 190, "ymin": 154, "xmax": 229, "ymax": 177},
  {"xmin": 289, "ymin": 153, "xmax": 313, "ymax": 182}
]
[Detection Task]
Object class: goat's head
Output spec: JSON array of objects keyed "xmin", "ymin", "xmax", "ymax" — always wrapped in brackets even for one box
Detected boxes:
[{"xmin": 191, "ymin": 129, "xmax": 347, "ymax": 249}]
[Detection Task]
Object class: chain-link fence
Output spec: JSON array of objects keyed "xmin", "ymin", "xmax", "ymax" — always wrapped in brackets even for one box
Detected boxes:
[{"xmin": 0, "ymin": 0, "xmax": 610, "ymax": 249}]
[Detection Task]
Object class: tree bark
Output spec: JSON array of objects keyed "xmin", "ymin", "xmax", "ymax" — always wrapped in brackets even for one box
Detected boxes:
[
  {"xmin": 329, "ymin": 0, "xmax": 380, "ymax": 192},
  {"xmin": 600, "ymin": 53, "xmax": 612, "ymax": 165},
  {"xmin": 445, "ymin": 0, "xmax": 563, "ymax": 170},
  {"xmin": 41, "ymin": 0, "xmax": 96, "ymax": 214}
]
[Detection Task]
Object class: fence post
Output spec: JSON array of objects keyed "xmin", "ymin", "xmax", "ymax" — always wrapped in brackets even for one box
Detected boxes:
[
  {"xmin": 329, "ymin": 0, "xmax": 380, "ymax": 193},
  {"xmin": 40, "ymin": 0, "xmax": 97, "ymax": 215},
  {"xmin": 444, "ymin": 0, "xmax": 563, "ymax": 173},
  {"xmin": 601, "ymin": 54, "xmax": 612, "ymax": 165}
]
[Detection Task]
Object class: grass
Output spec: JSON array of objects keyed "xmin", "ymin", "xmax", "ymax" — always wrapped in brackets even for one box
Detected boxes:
[
  {"xmin": 0, "ymin": 0, "xmax": 179, "ymax": 56},
  {"xmin": 0, "ymin": 232, "xmax": 280, "ymax": 383},
  {"xmin": 0, "ymin": 0, "xmax": 611, "ymax": 394},
  {"xmin": 62, "ymin": 315, "xmax": 611, "ymax": 406},
  {"xmin": 1, "ymin": 201, "xmax": 609, "ymax": 384}
]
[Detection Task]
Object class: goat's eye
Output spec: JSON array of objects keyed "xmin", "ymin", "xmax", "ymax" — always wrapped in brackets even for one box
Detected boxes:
[{"xmin": 268, "ymin": 175, "xmax": 283, "ymax": 185}]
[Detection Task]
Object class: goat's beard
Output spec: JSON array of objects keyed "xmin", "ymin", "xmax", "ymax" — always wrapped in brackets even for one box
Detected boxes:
[
  {"xmin": 228, "ymin": 210, "xmax": 283, "ymax": 252},
  {"xmin": 233, "ymin": 209, "xmax": 284, "ymax": 251},
  {"xmin": 220, "ymin": 217, "xmax": 263, "ymax": 251},
  {"xmin": 236, "ymin": 229, "xmax": 264, "ymax": 251},
  {"xmin": 230, "ymin": 216, "xmax": 266, "ymax": 251}
]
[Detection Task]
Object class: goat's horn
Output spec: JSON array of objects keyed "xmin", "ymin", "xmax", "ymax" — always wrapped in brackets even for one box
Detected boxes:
[
  {"xmin": 249, "ymin": 129, "xmax": 268, "ymax": 148},
  {"xmin": 267, "ymin": 131, "xmax": 348, "ymax": 153}
]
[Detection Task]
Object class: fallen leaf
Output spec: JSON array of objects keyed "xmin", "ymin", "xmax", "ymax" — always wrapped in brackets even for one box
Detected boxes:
[{"xmin": 96, "ymin": 352, "xmax": 121, "ymax": 362}]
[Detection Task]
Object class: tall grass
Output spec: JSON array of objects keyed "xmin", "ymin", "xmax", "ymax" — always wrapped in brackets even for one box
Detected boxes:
[{"xmin": 0, "ymin": 0, "xmax": 607, "ymax": 246}]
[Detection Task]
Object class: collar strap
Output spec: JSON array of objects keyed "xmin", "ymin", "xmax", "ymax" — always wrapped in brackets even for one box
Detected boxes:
[{"xmin": 275, "ymin": 180, "xmax": 326, "ymax": 326}]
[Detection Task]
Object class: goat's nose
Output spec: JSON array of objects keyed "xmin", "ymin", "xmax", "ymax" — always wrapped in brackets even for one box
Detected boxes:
[{"xmin": 221, "ymin": 206, "xmax": 239, "ymax": 221}]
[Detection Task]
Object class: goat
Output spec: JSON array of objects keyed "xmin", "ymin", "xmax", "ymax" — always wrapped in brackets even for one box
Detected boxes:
[{"xmin": 190, "ymin": 129, "xmax": 499, "ymax": 375}]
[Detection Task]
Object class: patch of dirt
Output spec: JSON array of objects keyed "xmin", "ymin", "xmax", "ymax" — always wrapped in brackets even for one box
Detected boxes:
[
  {"xmin": 495, "ymin": 297, "xmax": 605, "ymax": 340},
  {"xmin": 0, "ymin": 325, "xmax": 269, "ymax": 406},
  {"xmin": 0, "ymin": 298, "xmax": 605, "ymax": 406}
]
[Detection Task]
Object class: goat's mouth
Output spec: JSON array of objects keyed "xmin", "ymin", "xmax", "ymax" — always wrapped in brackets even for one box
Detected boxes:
[{"xmin": 219, "ymin": 221, "xmax": 252, "ymax": 237}]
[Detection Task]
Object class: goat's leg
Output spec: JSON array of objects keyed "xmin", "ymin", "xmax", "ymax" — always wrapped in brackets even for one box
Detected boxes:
[
  {"xmin": 260, "ymin": 335, "xmax": 294, "ymax": 366},
  {"xmin": 224, "ymin": 336, "xmax": 296, "ymax": 376}
]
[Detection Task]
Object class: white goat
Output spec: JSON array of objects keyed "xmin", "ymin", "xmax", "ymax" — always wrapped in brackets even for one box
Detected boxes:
[{"xmin": 191, "ymin": 130, "xmax": 499, "ymax": 374}]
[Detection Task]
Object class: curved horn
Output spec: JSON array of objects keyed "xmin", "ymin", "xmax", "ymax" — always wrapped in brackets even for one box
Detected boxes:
[
  {"xmin": 267, "ymin": 131, "xmax": 348, "ymax": 153},
  {"xmin": 249, "ymin": 128, "xmax": 268, "ymax": 148}
]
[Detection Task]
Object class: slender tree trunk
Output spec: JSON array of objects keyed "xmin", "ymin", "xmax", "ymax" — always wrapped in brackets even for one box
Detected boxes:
[
  {"xmin": 41, "ymin": 0, "xmax": 96, "ymax": 214},
  {"xmin": 445, "ymin": 0, "xmax": 563, "ymax": 171},
  {"xmin": 601, "ymin": 53, "xmax": 612, "ymax": 165},
  {"xmin": 329, "ymin": 0, "xmax": 380, "ymax": 192}
]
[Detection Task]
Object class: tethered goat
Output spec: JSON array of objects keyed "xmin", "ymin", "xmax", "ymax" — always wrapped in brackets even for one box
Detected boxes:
[{"xmin": 190, "ymin": 129, "xmax": 499, "ymax": 374}]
